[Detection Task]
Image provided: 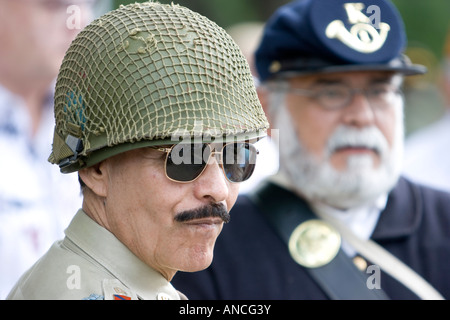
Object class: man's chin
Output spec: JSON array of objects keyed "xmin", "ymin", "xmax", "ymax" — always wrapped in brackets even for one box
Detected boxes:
[
  {"xmin": 177, "ymin": 247, "xmax": 215, "ymax": 273},
  {"xmin": 179, "ymin": 261, "xmax": 213, "ymax": 273}
]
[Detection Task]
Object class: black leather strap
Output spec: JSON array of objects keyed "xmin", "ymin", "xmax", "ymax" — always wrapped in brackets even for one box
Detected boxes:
[{"xmin": 249, "ymin": 181, "xmax": 390, "ymax": 300}]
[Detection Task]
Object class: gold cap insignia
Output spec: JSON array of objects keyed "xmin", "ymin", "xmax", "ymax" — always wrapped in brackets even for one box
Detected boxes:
[{"xmin": 325, "ymin": 3, "xmax": 390, "ymax": 53}]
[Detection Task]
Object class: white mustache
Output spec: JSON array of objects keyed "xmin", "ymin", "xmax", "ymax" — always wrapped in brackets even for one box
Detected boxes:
[{"xmin": 326, "ymin": 125, "xmax": 389, "ymax": 156}]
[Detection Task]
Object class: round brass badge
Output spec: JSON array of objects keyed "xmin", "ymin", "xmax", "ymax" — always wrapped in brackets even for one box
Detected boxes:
[{"xmin": 288, "ymin": 219, "xmax": 341, "ymax": 268}]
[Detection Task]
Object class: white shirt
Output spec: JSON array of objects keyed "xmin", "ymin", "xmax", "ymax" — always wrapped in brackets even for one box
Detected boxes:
[
  {"xmin": 403, "ymin": 111, "xmax": 450, "ymax": 192},
  {"xmin": 311, "ymin": 195, "xmax": 388, "ymax": 257},
  {"xmin": 0, "ymin": 84, "xmax": 81, "ymax": 299}
]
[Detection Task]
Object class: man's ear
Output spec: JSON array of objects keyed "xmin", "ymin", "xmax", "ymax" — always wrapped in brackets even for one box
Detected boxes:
[{"xmin": 78, "ymin": 162, "xmax": 108, "ymax": 198}]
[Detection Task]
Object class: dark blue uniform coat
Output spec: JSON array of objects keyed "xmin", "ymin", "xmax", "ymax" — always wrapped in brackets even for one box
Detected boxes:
[{"xmin": 172, "ymin": 177, "xmax": 450, "ymax": 299}]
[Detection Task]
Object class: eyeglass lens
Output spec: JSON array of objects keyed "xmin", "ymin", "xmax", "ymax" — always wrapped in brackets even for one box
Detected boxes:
[{"xmin": 316, "ymin": 84, "xmax": 399, "ymax": 109}]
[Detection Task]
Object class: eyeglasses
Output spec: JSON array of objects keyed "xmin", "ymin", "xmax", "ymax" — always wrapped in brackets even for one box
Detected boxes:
[
  {"xmin": 282, "ymin": 83, "xmax": 402, "ymax": 110},
  {"xmin": 151, "ymin": 142, "xmax": 259, "ymax": 183}
]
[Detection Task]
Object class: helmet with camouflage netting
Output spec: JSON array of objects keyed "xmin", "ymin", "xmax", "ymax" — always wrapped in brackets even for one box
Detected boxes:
[{"xmin": 48, "ymin": 1, "xmax": 269, "ymax": 173}]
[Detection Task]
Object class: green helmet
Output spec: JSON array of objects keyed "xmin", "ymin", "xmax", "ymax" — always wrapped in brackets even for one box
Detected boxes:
[{"xmin": 49, "ymin": 1, "xmax": 268, "ymax": 173}]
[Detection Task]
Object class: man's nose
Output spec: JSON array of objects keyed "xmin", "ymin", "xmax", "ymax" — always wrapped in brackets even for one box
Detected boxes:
[
  {"xmin": 192, "ymin": 156, "xmax": 230, "ymax": 204},
  {"xmin": 341, "ymin": 91, "xmax": 376, "ymax": 128}
]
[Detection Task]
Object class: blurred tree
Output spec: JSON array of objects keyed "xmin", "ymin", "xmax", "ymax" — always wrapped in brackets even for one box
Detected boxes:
[{"xmin": 392, "ymin": 0, "xmax": 450, "ymax": 60}]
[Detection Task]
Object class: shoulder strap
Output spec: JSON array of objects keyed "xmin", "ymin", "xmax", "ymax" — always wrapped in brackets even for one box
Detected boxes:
[
  {"xmin": 249, "ymin": 181, "xmax": 389, "ymax": 300},
  {"xmin": 313, "ymin": 206, "xmax": 445, "ymax": 300}
]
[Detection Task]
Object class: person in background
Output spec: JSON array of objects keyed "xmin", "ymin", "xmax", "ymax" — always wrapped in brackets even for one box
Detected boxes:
[
  {"xmin": 0, "ymin": 0, "xmax": 97, "ymax": 299},
  {"xmin": 173, "ymin": 0, "xmax": 450, "ymax": 299},
  {"xmin": 403, "ymin": 29, "xmax": 450, "ymax": 192}
]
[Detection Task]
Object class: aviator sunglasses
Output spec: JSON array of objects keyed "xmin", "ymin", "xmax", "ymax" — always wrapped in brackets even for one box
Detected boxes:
[{"xmin": 151, "ymin": 142, "xmax": 258, "ymax": 183}]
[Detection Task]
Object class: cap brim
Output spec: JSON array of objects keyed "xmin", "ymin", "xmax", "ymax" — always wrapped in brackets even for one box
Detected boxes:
[
  {"xmin": 265, "ymin": 55, "xmax": 427, "ymax": 81},
  {"xmin": 277, "ymin": 63, "xmax": 427, "ymax": 78}
]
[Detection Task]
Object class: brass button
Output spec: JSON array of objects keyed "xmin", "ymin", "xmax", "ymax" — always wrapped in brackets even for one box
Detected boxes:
[{"xmin": 353, "ymin": 255, "xmax": 368, "ymax": 271}]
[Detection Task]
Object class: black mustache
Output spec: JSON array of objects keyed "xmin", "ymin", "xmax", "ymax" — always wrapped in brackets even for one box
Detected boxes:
[{"xmin": 175, "ymin": 203, "xmax": 230, "ymax": 224}]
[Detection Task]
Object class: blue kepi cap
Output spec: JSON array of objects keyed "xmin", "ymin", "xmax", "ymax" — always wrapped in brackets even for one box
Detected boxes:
[{"xmin": 255, "ymin": 0, "xmax": 427, "ymax": 82}]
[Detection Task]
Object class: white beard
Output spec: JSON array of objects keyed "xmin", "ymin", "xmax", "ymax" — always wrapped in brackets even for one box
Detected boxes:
[{"xmin": 270, "ymin": 93, "xmax": 404, "ymax": 209}]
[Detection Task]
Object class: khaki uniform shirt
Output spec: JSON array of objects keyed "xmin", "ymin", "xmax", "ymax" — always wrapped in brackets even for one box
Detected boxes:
[{"xmin": 7, "ymin": 210, "xmax": 187, "ymax": 300}]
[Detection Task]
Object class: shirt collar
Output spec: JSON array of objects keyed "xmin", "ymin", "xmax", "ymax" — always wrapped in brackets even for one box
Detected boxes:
[{"xmin": 64, "ymin": 210, "xmax": 182, "ymax": 300}]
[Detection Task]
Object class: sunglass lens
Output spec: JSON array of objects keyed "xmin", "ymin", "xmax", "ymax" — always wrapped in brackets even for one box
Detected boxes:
[
  {"xmin": 165, "ymin": 144, "xmax": 209, "ymax": 182},
  {"xmin": 222, "ymin": 143, "xmax": 257, "ymax": 182}
]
